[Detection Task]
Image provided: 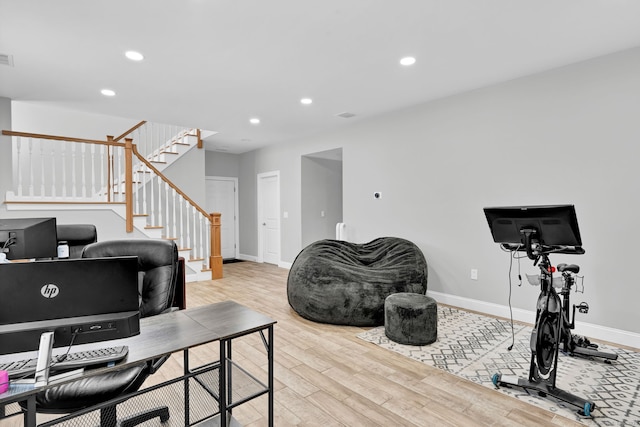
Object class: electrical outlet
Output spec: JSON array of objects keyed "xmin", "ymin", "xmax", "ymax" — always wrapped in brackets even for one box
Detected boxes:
[{"xmin": 470, "ymin": 269, "xmax": 478, "ymax": 280}]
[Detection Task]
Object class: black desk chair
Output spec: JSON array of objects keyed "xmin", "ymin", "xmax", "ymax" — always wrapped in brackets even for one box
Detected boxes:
[
  {"xmin": 56, "ymin": 224, "xmax": 98, "ymax": 259},
  {"xmin": 27, "ymin": 239, "xmax": 180, "ymax": 427}
]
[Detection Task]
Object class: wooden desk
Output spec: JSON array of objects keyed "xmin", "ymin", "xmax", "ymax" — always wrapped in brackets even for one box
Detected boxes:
[{"xmin": 0, "ymin": 301, "xmax": 276, "ymax": 427}]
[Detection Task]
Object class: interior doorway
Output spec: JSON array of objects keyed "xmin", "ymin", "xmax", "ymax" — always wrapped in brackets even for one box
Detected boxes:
[
  {"xmin": 205, "ymin": 176, "xmax": 238, "ymax": 260},
  {"xmin": 301, "ymin": 148, "xmax": 343, "ymax": 247},
  {"xmin": 257, "ymin": 171, "xmax": 280, "ymax": 265}
]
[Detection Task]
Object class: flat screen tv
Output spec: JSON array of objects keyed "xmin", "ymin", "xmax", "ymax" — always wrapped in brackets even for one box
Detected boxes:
[
  {"xmin": 483, "ymin": 204, "xmax": 584, "ymax": 256},
  {"xmin": 0, "ymin": 217, "xmax": 58, "ymax": 260}
]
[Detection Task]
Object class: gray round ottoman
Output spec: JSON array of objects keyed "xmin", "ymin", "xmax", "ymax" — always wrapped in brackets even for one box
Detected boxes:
[{"xmin": 384, "ymin": 293, "xmax": 437, "ymax": 345}]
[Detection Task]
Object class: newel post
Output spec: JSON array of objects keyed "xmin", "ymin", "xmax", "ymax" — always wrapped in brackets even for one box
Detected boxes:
[
  {"xmin": 124, "ymin": 138, "xmax": 134, "ymax": 233},
  {"xmin": 210, "ymin": 212, "xmax": 223, "ymax": 279},
  {"xmin": 106, "ymin": 135, "xmax": 114, "ymax": 203}
]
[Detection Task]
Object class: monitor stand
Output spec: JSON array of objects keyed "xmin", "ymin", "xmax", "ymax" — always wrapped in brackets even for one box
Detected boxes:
[{"xmin": 34, "ymin": 331, "xmax": 54, "ymax": 387}]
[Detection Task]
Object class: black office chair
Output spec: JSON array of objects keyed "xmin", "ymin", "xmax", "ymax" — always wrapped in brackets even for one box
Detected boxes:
[
  {"xmin": 56, "ymin": 224, "xmax": 98, "ymax": 259},
  {"xmin": 27, "ymin": 239, "xmax": 180, "ymax": 427}
]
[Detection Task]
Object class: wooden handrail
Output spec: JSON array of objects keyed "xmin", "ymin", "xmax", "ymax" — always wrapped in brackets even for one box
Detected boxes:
[
  {"xmin": 131, "ymin": 144, "xmax": 211, "ymax": 218},
  {"xmin": 131, "ymin": 144, "xmax": 222, "ymax": 279},
  {"xmin": 114, "ymin": 120, "xmax": 147, "ymax": 142},
  {"xmin": 2, "ymin": 130, "xmax": 126, "ymax": 147}
]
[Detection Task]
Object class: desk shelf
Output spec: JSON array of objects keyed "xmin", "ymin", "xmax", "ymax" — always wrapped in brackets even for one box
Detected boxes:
[{"xmin": 36, "ymin": 359, "xmax": 267, "ymax": 427}]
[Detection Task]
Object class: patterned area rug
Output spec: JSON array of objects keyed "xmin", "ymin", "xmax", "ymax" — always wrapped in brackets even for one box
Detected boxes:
[{"xmin": 357, "ymin": 306, "xmax": 640, "ymax": 426}]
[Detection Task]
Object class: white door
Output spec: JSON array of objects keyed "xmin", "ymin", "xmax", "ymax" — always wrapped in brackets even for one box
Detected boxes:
[
  {"xmin": 258, "ymin": 171, "xmax": 280, "ymax": 265},
  {"xmin": 205, "ymin": 177, "xmax": 238, "ymax": 259}
]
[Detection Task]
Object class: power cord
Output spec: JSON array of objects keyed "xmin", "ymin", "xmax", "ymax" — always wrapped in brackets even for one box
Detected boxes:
[
  {"xmin": 0, "ymin": 329, "xmax": 80, "ymax": 388},
  {"xmin": 1, "ymin": 237, "xmax": 16, "ymax": 253},
  {"xmin": 502, "ymin": 245, "xmax": 523, "ymax": 351}
]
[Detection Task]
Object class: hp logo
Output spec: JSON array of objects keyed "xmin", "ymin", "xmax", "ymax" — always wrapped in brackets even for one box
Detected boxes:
[{"xmin": 41, "ymin": 284, "xmax": 60, "ymax": 299}]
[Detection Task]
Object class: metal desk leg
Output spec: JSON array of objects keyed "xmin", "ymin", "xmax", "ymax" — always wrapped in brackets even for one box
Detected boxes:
[
  {"xmin": 219, "ymin": 339, "xmax": 227, "ymax": 427},
  {"xmin": 227, "ymin": 340, "xmax": 233, "ymax": 420},
  {"xmin": 24, "ymin": 396, "xmax": 36, "ymax": 427},
  {"xmin": 184, "ymin": 349, "xmax": 190, "ymax": 427},
  {"xmin": 268, "ymin": 325, "xmax": 274, "ymax": 427}
]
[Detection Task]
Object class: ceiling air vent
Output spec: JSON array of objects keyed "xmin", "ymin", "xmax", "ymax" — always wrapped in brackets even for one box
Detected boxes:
[
  {"xmin": 0, "ymin": 54, "xmax": 14, "ymax": 67},
  {"xmin": 336, "ymin": 112, "xmax": 356, "ymax": 119}
]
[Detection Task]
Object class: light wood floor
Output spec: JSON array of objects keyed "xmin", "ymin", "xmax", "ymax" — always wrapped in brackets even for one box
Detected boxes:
[
  {"xmin": 176, "ymin": 261, "xmax": 586, "ymax": 427},
  {"xmin": 3, "ymin": 261, "xmax": 588, "ymax": 427}
]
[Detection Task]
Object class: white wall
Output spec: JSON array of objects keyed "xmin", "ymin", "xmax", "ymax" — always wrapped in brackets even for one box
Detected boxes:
[
  {"xmin": 11, "ymin": 102, "xmax": 138, "ymax": 140},
  {"xmin": 162, "ymin": 145, "xmax": 206, "ymax": 208},
  {"xmin": 240, "ymin": 47, "xmax": 640, "ymax": 337},
  {"xmin": 205, "ymin": 151, "xmax": 240, "ymax": 178},
  {"xmin": 301, "ymin": 156, "xmax": 343, "ymax": 247},
  {"xmin": 0, "ymin": 97, "xmax": 11, "ymax": 213}
]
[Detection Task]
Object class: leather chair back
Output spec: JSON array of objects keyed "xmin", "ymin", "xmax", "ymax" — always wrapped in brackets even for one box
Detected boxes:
[
  {"xmin": 56, "ymin": 224, "xmax": 98, "ymax": 259},
  {"xmin": 82, "ymin": 239, "xmax": 178, "ymax": 318}
]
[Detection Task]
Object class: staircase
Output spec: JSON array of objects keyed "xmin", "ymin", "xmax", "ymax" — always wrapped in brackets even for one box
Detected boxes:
[{"xmin": 2, "ymin": 122, "xmax": 221, "ymax": 282}]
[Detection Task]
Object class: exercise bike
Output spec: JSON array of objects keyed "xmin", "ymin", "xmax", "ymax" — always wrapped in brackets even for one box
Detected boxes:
[
  {"xmin": 491, "ymin": 230, "xmax": 616, "ymax": 417},
  {"xmin": 555, "ymin": 263, "xmax": 617, "ymax": 362}
]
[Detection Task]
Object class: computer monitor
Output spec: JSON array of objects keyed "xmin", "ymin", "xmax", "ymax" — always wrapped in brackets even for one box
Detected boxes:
[
  {"xmin": 483, "ymin": 204, "xmax": 584, "ymax": 259},
  {"xmin": 0, "ymin": 256, "xmax": 140, "ymax": 355},
  {"xmin": 0, "ymin": 217, "xmax": 58, "ymax": 260}
]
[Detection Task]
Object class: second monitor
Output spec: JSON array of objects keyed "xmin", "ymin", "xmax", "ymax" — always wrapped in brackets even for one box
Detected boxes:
[{"xmin": 483, "ymin": 204, "xmax": 584, "ymax": 258}]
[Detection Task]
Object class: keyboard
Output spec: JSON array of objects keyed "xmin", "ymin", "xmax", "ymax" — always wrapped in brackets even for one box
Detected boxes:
[{"xmin": 0, "ymin": 345, "xmax": 129, "ymax": 380}]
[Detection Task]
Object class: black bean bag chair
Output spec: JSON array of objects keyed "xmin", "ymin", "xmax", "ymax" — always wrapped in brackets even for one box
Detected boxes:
[{"xmin": 287, "ymin": 237, "xmax": 428, "ymax": 326}]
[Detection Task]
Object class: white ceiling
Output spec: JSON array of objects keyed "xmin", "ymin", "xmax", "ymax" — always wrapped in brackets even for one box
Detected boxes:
[{"xmin": 1, "ymin": 1, "xmax": 640, "ymax": 154}]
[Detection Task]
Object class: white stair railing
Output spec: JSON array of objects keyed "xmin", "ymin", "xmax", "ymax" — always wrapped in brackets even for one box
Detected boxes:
[
  {"xmin": 114, "ymin": 121, "xmax": 196, "ymax": 165},
  {"xmin": 2, "ymin": 127, "xmax": 222, "ymax": 280},
  {"xmin": 131, "ymin": 145, "xmax": 217, "ymax": 273},
  {"xmin": 4, "ymin": 132, "xmax": 123, "ymax": 202}
]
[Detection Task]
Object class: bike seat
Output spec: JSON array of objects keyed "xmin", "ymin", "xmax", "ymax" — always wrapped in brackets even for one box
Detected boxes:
[{"xmin": 557, "ymin": 263, "xmax": 580, "ymax": 274}]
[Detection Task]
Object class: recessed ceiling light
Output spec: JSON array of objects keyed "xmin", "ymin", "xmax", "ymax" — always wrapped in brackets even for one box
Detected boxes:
[
  {"xmin": 300, "ymin": 98, "xmax": 313, "ymax": 105},
  {"xmin": 249, "ymin": 118, "xmax": 260, "ymax": 125},
  {"xmin": 125, "ymin": 51, "xmax": 144, "ymax": 61},
  {"xmin": 400, "ymin": 56, "xmax": 416, "ymax": 66},
  {"xmin": 101, "ymin": 89, "xmax": 116, "ymax": 97}
]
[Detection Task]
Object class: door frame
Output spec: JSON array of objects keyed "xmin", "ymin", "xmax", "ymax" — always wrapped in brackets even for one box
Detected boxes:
[
  {"xmin": 257, "ymin": 170, "xmax": 280, "ymax": 264},
  {"xmin": 205, "ymin": 176, "xmax": 239, "ymax": 260}
]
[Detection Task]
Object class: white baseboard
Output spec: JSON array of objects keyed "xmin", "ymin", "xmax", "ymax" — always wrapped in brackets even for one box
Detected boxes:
[
  {"xmin": 278, "ymin": 261, "xmax": 292, "ymax": 269},
  {"xmin": 427, "ymin": 290, "xmax": 640, "ymax": 350},
  {"xmin": 237, "ymin": 254, "xmax": 257, "ymax": 262},
  {"xmin": 235, "ymin": 254, "xmax": 292, "ymax": 269}
]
